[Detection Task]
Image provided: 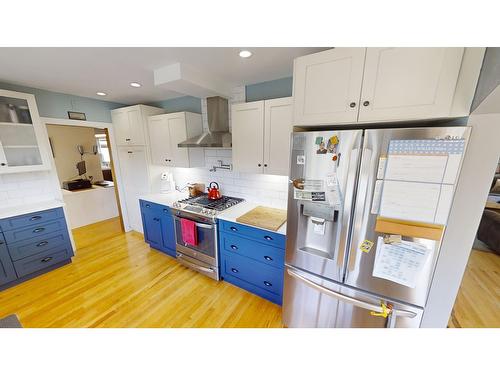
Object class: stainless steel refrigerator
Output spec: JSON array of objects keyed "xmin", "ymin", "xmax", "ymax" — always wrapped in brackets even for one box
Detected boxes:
[{"xmin": 283, "ymin": 126, "xmax": 470, "ymax": 328}]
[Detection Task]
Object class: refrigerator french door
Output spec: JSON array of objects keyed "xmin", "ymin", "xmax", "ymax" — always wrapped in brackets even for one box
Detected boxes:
[{"xmin": 283, "ymin": 126, "xmax": 471, "ymax": 328}]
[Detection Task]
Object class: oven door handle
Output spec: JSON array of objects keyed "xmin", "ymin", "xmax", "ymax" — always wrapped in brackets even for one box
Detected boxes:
[
  {"xmin": 177, "ymin": 254, "xmax": 215, "ymax": 273},
  {"xmin": 195, "ymin": 222, "xmax": 214, "ymax": 230}
]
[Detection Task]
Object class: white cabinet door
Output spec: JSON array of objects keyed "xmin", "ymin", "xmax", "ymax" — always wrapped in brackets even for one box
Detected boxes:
[
  {"xmin": 117, "ymin": 147, "xmax": 149, "ymax": 193},
  {"xmin": 111, "ymin": 110, "xmax": 130, "ymax": 146},
  {"xmin": 232, "ymin": 101, "xmax": 265, "ymax": 174},
  {"xmin": 127, "ymin": 107, "xmax": 146, "ymax": 145},
  {"xmin": 293, "ymin": 48, "xmax": 366, "ymax": 125},
  {"xmin": 148, "ymin": 116, "xmax": 172, "ymax": 166},
  {"xmin": 263, "ymin": 97, "xmax": 293, "ymax": 176},
  {"xmin": 358, "ymin": 47, "xmax": 464, "ymax": 122},
  {"xmin": 166, "ymin": 114, "xmax": 190, "ymax": 168}
]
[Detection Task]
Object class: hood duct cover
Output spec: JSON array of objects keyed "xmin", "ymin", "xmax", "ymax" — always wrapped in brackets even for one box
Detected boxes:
[{"xmin": 178, "ymin": 96, "xmax": 231, "ymax": 148}]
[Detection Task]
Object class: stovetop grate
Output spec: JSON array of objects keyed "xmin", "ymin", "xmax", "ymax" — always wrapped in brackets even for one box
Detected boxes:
[{"xmin": 178, "ymin": 193, "xmax": 244, "ymax": 211}]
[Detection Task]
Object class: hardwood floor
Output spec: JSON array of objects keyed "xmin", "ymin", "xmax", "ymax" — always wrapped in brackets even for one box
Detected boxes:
[
  {"xmin": 1, "ymin": 217, "xmax": 497, "ymax": 328},
  {"xmin": 0, "ymin": 217, "xmax": 283, "ymax": 328},
  {"xmin": 449, "ymin": 249, "xmax": 500, "ymax": 328}
]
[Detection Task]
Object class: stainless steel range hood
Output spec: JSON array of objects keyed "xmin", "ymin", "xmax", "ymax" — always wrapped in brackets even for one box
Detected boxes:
[{"xmin": 178, "ymin": 96, "xmax": 231, "ymax": 148}]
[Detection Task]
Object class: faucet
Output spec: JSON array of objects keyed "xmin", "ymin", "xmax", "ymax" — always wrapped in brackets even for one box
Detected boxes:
[{"xmin": 210, "ymin": 160, "xmax": 232, "ymax": 172}]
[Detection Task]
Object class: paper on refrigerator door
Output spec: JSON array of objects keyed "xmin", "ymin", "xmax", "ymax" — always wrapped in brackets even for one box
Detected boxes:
[
  {"xmin": 385, "ymin": 154, "xmax": 448, "ymax": 183},
  {"xmin": 372, "ymin": 237, "xmax": 431, "ymax": 288}
]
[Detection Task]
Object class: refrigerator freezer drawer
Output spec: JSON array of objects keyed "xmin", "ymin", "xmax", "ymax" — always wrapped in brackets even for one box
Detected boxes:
[{"xmin": 283, "ymin": 266, "xmax": 423, "ymax": 328}]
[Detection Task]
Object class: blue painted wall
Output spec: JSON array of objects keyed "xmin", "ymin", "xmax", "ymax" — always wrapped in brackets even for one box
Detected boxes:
[
  {"xmin": 246, "ymin": 77, "xmax": 293, "ymax": 102},
  {"xmin": 150, "ymin": 95, "xmax": 202, "ymax": 114},
  {"xmin": 0, "ymin": 82, "xmax": 125, "ymax": 122}
]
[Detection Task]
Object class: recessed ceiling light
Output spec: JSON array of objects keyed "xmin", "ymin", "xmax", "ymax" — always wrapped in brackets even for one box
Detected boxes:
[
  {"xmin": 96, "ymin": 92, "xmax": 107, "ymax": 96},
  {"xmin": 130, "ymin": 82, "xmax": 142, "ymax": 88},
  {"xmin": 239, "ymin": 50, "xmax": 253, "ymax": 58}
]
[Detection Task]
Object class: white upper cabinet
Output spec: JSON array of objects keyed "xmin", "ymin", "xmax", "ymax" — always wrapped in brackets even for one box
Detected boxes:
[
  {"xmin": 263, "ymin": 97, "xmax": 293, "ymax": 176},
  {"xmin": 358, "ymin": 48, "xmax": 464, "ymax": 122},
  {"xmin": 232, "ymin": 101, "xmax": 265, "ymax": 174},
  {"xmin": 111, "ymin": 105, "xmax": 163, "ymax": 146},
  {"xmin": 293, "ymin": 48, "xmax": 366, "ymax": 125},
  {"xmin": 232, "ymin": 97, "xmax": 293, "ymax": 176},
  {"xmin": 293, "ymin": 47, "xmax": 484, "ymax": 125},
  {"xmin": 147, "ymin": 112, "xmax": 204, "ymax": 168},
  {"xmin": 0, "ymin": 89, "xmax": 51, "ymax": 174}
]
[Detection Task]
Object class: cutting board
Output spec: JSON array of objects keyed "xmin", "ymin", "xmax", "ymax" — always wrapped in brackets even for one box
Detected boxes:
[{"xmin": 236, "ymin": 206, "xmax": 287, "ymax": 231}]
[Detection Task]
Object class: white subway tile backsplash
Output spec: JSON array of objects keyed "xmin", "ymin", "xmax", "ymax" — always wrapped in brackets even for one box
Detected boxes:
[
  {"xmin": 168, "ymin": 148, "xmax": 289, "ymax": 209},
  {"xmin": 0, "ymin": 171, "xmax": 58, "ymax": 207}
]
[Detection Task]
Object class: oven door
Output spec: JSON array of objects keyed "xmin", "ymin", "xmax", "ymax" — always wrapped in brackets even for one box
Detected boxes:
[{"xmin": 173, "ymin": 215, "xmax": 218, "ymax": 267}]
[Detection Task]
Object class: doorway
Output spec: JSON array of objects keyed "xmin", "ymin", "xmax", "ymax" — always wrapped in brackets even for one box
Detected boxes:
[{"xmin": 46, "ymin": 124, "xmax": 124, "ymax": 231}]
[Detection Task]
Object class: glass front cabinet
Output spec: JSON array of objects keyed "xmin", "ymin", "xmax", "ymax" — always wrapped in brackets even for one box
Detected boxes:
[{"xmin": 0, "ymin": 89, "xmax": 51, "ymax": 173}]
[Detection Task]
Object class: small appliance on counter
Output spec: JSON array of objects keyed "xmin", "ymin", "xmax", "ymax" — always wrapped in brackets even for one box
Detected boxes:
[
  {"xmin": 62, "ymin": 179, "xmax": 92, "ymax": 191},
  {"xmin": 188, "ymin": 183, "xmax": 205, "ymax": 197},
  {"xmin": 160, "ymin": 172, "xmax": 175, "ymax": 193}
]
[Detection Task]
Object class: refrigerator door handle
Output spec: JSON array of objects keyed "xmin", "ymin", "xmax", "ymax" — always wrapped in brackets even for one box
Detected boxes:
[
  {"xmin": 337, "ymin": 147, "xmax": 360, "ymax": 268},
  {"xmin": 347, "ymin": 148, "xmax": 373, "ymax": 272},
  {"xmin": 287, "ymin": 268, "xmax": 417, "ymax": 319}
]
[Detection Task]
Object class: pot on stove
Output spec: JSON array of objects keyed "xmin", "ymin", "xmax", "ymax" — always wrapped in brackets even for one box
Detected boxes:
[{"xmin": 207, "ymin": 181, "xmax": 221, "ymax": 200}]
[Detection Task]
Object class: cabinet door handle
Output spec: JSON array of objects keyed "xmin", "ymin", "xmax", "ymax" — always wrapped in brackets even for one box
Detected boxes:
[
  {"xmin": 125, "ymin": 138, "xmax": 131, "ymax": 141},
  {"xmin": 41, "ymin": 257, "xmax": 53, "ymax": 263},
  {"xmin": 145, "ymin": 204, "xmax": 151, "ymax": 208},
  {"xmin": 30, "ymin": 215, "xmax": 42, "ymax": 221},
  {"xmin": 349, "ymin": 102, "xmax": 357, "ymax": 108},
  {"xmin": 163, "ymin": 209, "xmax": 168, "ymax": 213},
  {"xmin": 264, "ymin": 235, "xmax": 273, "ymax": 241},
  {"xmin": 33, "ymin": 227, "xmax": 45, "ymax": 233},
  {"xmin": 230, "ymin": 245, "xmax": 238, "ymax": 250},
  {"xmin": 0, "ymin": 241, "xmax": 4, "ymax": 245},
  {"xmin": 230, "ymin": 226, "xmax": 238, "ymax": 232},
  {"xmin": 231, "ymin": 268, "xmax": 239, "ymax": 273},
  {"xmin": 37, "ymin": 241, "xmax": 49, "ymax": 247},
  {"xmin": 153, "ymin": 218, "xmax": 160, "ymax": 222},
  {"xmin": 264, "ymin": 164, "xmax": 268, "ymax": 167},
  {"xmin": 0, "ymin": 163, "xmax": 7, "ymax": 166},
  {"xmin": 363, "ymin": 101, "xmax": 370, "ymax": 107},
  {"xmin": 263, "ymin": 281, "xmax": 272, "ymax": 287},
  {"xmin": 258, "ymin": 163, "xmax": 262, "ymax": 167},
  {"xmin": 127, "ymin": 151, "xmax": 133, "ymax": 154},
  {"xmin": 264, "ymin": 255, "xmax": 273, "ymax": 261}
]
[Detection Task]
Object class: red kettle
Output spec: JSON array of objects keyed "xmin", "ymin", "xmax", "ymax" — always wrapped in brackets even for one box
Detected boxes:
[{"xmin": 207, "ymin": 181, "xmax": 221, "ymax": 200}]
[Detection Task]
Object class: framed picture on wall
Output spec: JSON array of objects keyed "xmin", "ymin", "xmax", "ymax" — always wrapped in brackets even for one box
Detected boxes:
[{"xmin": 67, "ymin": 111, "xmax": 86, "ymax": 121}]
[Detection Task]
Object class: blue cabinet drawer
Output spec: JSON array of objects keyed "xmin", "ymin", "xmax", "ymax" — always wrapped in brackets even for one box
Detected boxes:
[
  {"xmin": 7, "ymin": 230, "xmax": 71, "ymax": 261},
  {"xmin": 220, "ymin": 220, "xmax": 286, "ymax": 248},
  {"xmin": 221, "ymin": 232, "xmax": 284, "ymax": 269},
  {"xmin": 2, "ymin": 218, "xmax": 68, "ymax": 244},
  {"xmin": 140, "ymin": 200, "xmax": 170, "ymax": 214},
  {"xmin": 0, "ymin": 207, "xmax": 64, "ymax": 231},
  {"xmin": 222, "ymin": 252, "xmax": 283, "ymax": 297},
  {"xmin": 13, "ymin": 244, "xmax": 73, "ymax": 278}
]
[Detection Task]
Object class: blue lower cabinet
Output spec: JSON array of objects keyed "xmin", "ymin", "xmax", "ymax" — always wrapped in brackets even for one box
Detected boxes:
[
  {"xmin": 140, "ymin": 200, "xmax": 176, "ymax": 257},
  {"xmin": 0, "ymin": 207, "xmax": 74, "ymax": 290},
  {"xmin": 219, "ymin": 220, "xmax": 285, "ymax": 305},
  {"xmin": 0, "ymin": 236, "xmax": 17, "ymax": 286}
]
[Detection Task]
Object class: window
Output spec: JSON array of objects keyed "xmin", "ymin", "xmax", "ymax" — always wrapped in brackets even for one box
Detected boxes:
[{"xmin": 95, "ymin": 134, "xmax": 110, "ymax": 168}]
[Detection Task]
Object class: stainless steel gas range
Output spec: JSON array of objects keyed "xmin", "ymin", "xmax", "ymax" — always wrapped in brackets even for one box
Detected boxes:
[{"xmin": 171, "ymin": 194, "xmax": 244, "ymax": 280}]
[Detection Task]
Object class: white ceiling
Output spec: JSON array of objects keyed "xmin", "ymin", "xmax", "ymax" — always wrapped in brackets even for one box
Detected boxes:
[{"xmin": 0, "ymin": 47, "xmax": 327, "ymax": 104}]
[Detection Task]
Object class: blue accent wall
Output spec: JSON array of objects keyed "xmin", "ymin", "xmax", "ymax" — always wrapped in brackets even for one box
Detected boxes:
[
  {"xmin": 245, "ymin": 77, "xmax": 293, "ymax": 102},
  {"xmin": 151, "ymin": 96, "xmax": 202, "ymax": 114},
  {"xmin": 0, "ymin": 82, "xmax": 125, "ymax": 122}
]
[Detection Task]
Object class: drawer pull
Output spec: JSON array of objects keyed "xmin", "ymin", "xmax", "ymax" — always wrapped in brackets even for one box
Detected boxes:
[
  {"xmin": 230, "ymin": 245, "xmax": 238, "ymax": 250},
  {"xmin": 230, "ymin": 226, "xmax": 238, "ymax": 232},
  {"xmin": 153, "ymin": 218, "xmax": 160, "ymax": 222},
  {"xmin": 264, "ymin": 235, "xmax": 273, "ymax": 241},
  {"xmin": 41, "ymin": 257, "xmax": 53, "ymax": 263},
  {"xmin": 231, "ymin": 268, "xmax": 239, "ymax": 273},
  {"xmin": 163, "ymin": 209, "xmax": 168, "ymax": 213},
  {"xmin": 0, "ymin": 241, "xmax": 4, "ymax": 245},
  {"xmin": 263, "ymin": 281, "xmax": 272, "ymax": 287},
  {"xmin": 33, "ymin": 227, "xmax": 45, "ymax": 233},
  {"xmin": 264, "ymin": 255, "xmax": 273, "ymax": 261},
  {"xmin": 30, "ymin": 215, "xmax": 42, "ymax": 221},
  {"xmin": 145, "ymin": 204, "xmax": 151, "ymax": 208},
  {"xmin": 37, "ymin": 241, "xmax": 49, "ymax": 247}
]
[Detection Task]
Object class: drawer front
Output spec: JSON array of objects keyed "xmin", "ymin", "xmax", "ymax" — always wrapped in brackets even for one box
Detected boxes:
[
  {"xmin": 0, "ymin": 207, "xmax": 64, "ymax": 231},
  {"xmin": 7, "ymin": 230, "xmax": 71, "ymax": 261},
  {"xmin": 13, "ymin": 244, "xmax": 73, "ymax": 278},
  {"xmin": 140, "ymin": 200, "xmax": 166, "ymax": 214},
  {"xmin": 222, "ymin": 252, "xmax": 283, "ymax": 296},
  {"xmin": 3, "ymin": 218, "xmax": 68, "ymax": 244},
  {"xmin": 220, "ymin": 220, "xmax": 286, "ymax": 248},
  {"xmin": 0, "ymin": 238, "xmax": 17, "ymax": 286},
  {"xmin": 221, "ymin": 232, "xmax": 284, "ymax": 269}
]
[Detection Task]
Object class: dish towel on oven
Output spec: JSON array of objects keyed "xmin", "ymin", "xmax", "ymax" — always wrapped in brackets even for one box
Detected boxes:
[{"xmin": 181, "ymin": 218, "xmax": 198, "ymax": 246}]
